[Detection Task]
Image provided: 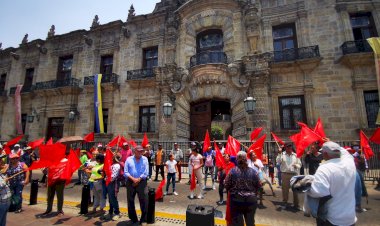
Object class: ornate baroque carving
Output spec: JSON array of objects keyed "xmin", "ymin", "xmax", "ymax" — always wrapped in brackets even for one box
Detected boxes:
[{"xmin": 47, "ymin": 25, "xmax": 55, "ymax": 38}]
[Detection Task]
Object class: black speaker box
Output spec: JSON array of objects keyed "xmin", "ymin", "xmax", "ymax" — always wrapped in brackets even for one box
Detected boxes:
[{"xmin": 186, "ymin": 204, "xmax": 214, "ymax": 226}]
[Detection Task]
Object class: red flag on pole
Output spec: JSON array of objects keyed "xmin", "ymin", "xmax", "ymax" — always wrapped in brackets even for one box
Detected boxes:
[
  {"xmin": 155, "ymin": 179, "xmax": 166, "ymax": 200},
  {"xmin": 250, "ymin": 127, "xmax": 263, "ymax": 142},
  {"xmin": 225, "ymin": 136, "xmax": 240, "ymax": 157},
  {"xmin": 83, "ymin": 132, "xmax": 95, "ymax": 142},
  {"xmin": 314, "ymin": 118, "xmax": 326, "ymax": 144},
  {"xmin": 360, "ymin": 130, "xmax": 374, "ymax": 160},
  {"xmin": 28, "ymin": 159, "xmax": 51, "ymax": 171},
  {"xmin": 104, "ymin": 149, "xmax": 114, "ymax": 186},
  {"xmin": 203, "ymin": 130, "xmax": 211, "ymax": 153},
  {"xmin": 190, "ymin": 169, "xmax": 196, "ymax": 191},
  {"xmin": 64, "ymin": 149, "xmax": 82, "ymax": 185},
  {"xmin": 4, "ymin": 135, "xmax": 24, "ymax": 147},
  {"xmin": 39, "ymin": 143, "xmax": 66, "ymax": 164},
  {"xmin": 129, "ymin": 139, "xmax": 137, "ymax": 148},
  {"xmin": 214, "ymin": 141, "xmax": 226, "ymax": 168},
  {"xmin": 142, "ymin": 133, "xmax": 149, "ymax": 148},
  {"xmin": 271, "ymin": 132, "xmax": 285, "ymax": 146},
  {"xmin": 108, "ymin": 135, "xmax": 120, "ymax": 147},
  {"xmin": 27, "ymin": 138, "xmax": 44, "ymax": 149},
  {"xmin": 46, "ymin": 137, "xmax": 53, "ymax": 145},
  {"xmin": 369, "ymin": 128, "xmax": 380, "ymax": 145},
  {"xmin": 247, "ymin": 134, "xmax": 266, "ymax": 160},
  {"xmin": 290, "ymin": 122, "xmax": 321, "ymax": 158}
]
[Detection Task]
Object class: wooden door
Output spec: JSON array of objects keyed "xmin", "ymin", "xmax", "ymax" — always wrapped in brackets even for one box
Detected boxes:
[
  {"xmin": 46, "ymin": 117, "xmax": 64, "ymax": 141},
  {"xmin": 190, "ymin": 101, "xmax": 211, "ymax": 141}
]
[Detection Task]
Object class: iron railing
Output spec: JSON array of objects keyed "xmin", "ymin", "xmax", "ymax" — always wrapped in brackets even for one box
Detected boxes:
[
  {"xmin": 34, "ymin": 77, "xmax": 81, "ymax": 91},
  {"xmin": 272, "ymin": 45, "xmax": 320, "ymax": 63},
  {"xmin": 190, "ymin": 51, "xmax": 228, "ymax": 68},
  {"xmin": 341, "ymin": 39, "xmax": 373, "ymax": 55},
  {"xmin": 212, "ymin": 114, "xmax": 231, "ymax": 121},
  {"xmin": 9, "ymin": 85, "xmax": 33, "ymax": 95},
  {"xmin": 84, "ymin": 73, "xmax": 119, "ymax": 85},
  {"xmin": 126, "ymin": 68, "xmax": 155, "ymax": 80}
]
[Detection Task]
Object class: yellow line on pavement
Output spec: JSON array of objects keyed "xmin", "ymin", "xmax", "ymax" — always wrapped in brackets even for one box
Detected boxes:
[{"xmin": 23, "ymin": 194, "xmax": 269, "ymax": 226}]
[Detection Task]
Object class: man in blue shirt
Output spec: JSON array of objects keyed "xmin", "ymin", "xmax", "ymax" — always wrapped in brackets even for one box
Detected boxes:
[{"xmin": 124, "ymin": 145, "xmax": 149, "ymax": 225}]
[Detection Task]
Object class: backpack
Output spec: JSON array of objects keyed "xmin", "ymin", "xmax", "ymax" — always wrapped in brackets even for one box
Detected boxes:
[{"xmin": 205, "ymin": 154, "xmax": 214, "ymax": 167}]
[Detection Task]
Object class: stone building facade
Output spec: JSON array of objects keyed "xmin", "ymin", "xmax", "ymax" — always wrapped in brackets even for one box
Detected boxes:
[{"xmin": 0, "ymin": 0, "xmax": 379, "ymax": 143}]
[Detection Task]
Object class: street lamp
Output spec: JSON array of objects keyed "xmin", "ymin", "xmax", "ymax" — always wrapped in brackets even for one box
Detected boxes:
[
  {"xmin": 27, "ymin": 115, "xmax": 34, "ymax": 123},
  {"xmin": 244, "ymin": 96, "xmax": 256, "ymax": 114},
  {"xmin": 68, "ymin": 106, "xmax": 80, "ymax": 121},
  {"xmin": 163, "ymin": 102, "xmax": 173, "ymax": 117}
]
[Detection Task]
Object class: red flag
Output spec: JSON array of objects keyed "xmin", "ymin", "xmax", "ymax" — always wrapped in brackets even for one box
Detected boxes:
[
  {"xmin": 39, "ymin": 143, "xmax": 66, "ymax": 164},
  {"xmin": 190, "ymin": 169, "xmax": 196, "ymax": 191},
  {"xmin": 104, "ymin": 149, "xmax": 114, "ymax": 186},
  {"xmin": 108, "ymin": 135, "xmax": 120, "ymax": 147},
  {"xmin": 225, "ymin": 193, "xmax": 232, "ymax": 224},
  {"xmin": 155, "ymin": 179, "xmax": 166, "ymax": 201},
  {"xmin": 360, "ymin": 130, "xmax": 374, "ymax": 160},
  {"xmin": 64, "ymin": 149, "xmax": 82, "ymax": 185},
  {"xmin": 4, "ymin": 135, "xmax": 24, "ymax": 147},
  {"xmin": 250, "ymin": 127, "xmax": 263, "ymax": 142},
  {"xmin": 369, "ymin": 128, "xmax": 380, "ymax": 145},
  {"xmin": 224, "ymin": 136, "xmax": 241, "ymax": 157},
  {"xmin": 3, "ymin": 146, "xmax": 11, "ymax": 155},
  {"xmin": 314, "ymin": 118, "xmax": 326, "ymax": 144},
  {"xmin": 247, "ymin": 134, "xmax": 266, "ymax": 160},
  {"xmin": 271, "ymin": 132, "xmax": 285, "ymax": 146},
  {"xmin": 214, "ymin": 141, "xmax": 226, "ymax": 168},
  {"xmin": 203, "ymin": 130, "xmax": 211, "ymax": 153},
  {"xmin": 291, "ymin": 122, "xmax": 321, "ymax": 158},
  {"xmin": 27, "ymin": 138, "xmax": 44, "ymax": 149},
  {"xmin": 87, "ymin": 151, "xmax": 93, "ymax": 159},
  {"xmin": 46, "ymin": 137, "xmax": 53, "ymax": 145},
  {"xmin": 129, "ymin": 139, "xmax": 137, "ymax": 148},
  {"xmin": 75, "ymin": 148, "xmax": 80, "ymax": 157},
  {"xmin": 28, "ymin": 159, "xmax": 51, "ymax": 170},
  {"xmin": 141, "ymin": 133, "xmax": 149, "ymax": 148},
  {"xmin": 83, "ymin": 132, "xmax": 95, "ymax": 142}
]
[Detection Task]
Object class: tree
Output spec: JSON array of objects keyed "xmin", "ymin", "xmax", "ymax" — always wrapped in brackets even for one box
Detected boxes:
[{"xmin": 211, "ymin": 125, "xmax": 224, "ymax": 140}]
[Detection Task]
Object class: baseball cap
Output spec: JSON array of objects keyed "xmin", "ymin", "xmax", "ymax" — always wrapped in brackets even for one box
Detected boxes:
[
  {"xmin": 320, "ymin": 141, "xmax": 341, "ymax": 154},
  {"xmin": 191, "ymin": 142, "xmax": 196, "ymax": 146},
  {"xmin": 123, "ymin": 142, "xmax": 128, "ymax": 146},
  {"xmin": 97, "ymin": 143, "xmax": 103, "ymax": 148},
  {"xmin": 174, "ymin": 142, "xmax": 178, "ymax": 145},
  {"xmin": 9, "ymin": 153, "xmax": 20, "ymax": 159},
  {"xmin": 14, "ymin": 144, "xmax": 20, "ymax": 148}
]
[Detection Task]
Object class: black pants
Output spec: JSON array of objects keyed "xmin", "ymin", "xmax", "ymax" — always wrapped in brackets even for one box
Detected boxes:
[
  {"xmin": 80, "ymin": 185, "xmax": 90, "ymax": 214},
  {"xmin": 229, "ymin": 194, "xmax": 257, "ymax": 226},
  {"xmin": 46, "ymin": 180, "xmax": 65, "ymax": 213},
  {"xmin": 317, "ymin": 218, "xmax": 355, "ymax": 226},
  {"xmin": 155, "ymin": 165, "xmax": 165, "ymax": 180},
  {"xmin": 126, "ymin": 179, "xmax": 148, "ymax": 223}
]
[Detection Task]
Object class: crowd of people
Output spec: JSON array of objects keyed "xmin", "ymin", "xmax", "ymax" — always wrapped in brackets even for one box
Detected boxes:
[{"xmin": 0, "ymin": 137, "xmax": 373, "ymax": 226}]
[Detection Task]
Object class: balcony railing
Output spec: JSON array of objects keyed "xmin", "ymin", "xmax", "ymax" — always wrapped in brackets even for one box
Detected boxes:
[
  {"xmin": 126, "ymin": 68, "xmax": 155, "ymax": 80},
  {"xmin": 212, "ymin": 114, "xmax": 231, "ymax": 122},
  {"xmin": 34, "ymin": 77, "xmax": 81, "ymax": 91},
  {"xmin": 190, "ymin": 51, "xmax": 228, "ymax": 68},
  {"xmin": 341, "ymin": 39, "xmax": 373, "ymax": 55},
  {"xmin": 272, "ymin": 45, "xmax": 320, "ymax": 63},
  {"xmin": 9, "ymin": 85, "xmax": 33, "ymax": 95},
  {"xmin": 84, "ymin": 73, "xmax": 119, "ymax": 85}
]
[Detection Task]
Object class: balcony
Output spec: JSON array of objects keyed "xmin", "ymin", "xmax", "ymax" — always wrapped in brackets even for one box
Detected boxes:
[
  {"xmin": 341, "ymin": 40, "xmax": 372, "ymax": 55},
  {"xmin": 190, "ymin": 51, "xmax": 228, "ymax": 68},
  {"xmin": 339, "ymin": 40, "xmax": 374, "ymax": 68},
  {"xmin": 84, "ymin": 73, "xmax": 119, "ymax": 85},
  {"xmin": 271, "ymin": 45, "xmax": 320, "ymax": 63},
  {"xmin": 8, "ymin": 86, "xmax": 32, "ymax": 95},
  {"xmin": 33, "ymin": 77, "xmax": 82, "ymax": 96},
  {"xmin": 126, "ymin": 68, "xmax": 155, "ymax": 80}
]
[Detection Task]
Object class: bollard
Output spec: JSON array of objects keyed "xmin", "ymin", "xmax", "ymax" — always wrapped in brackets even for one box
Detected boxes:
[
  {"xmin": 147, "ymin": 187, "xmax": 156, "ymax": 224},
  {"xmin": 29, "ymin": 179, "xmax": 39, "ymax": 205},
  {"xmin": 79, "ymin": 184, "xmax": 90, "ymax": 214}
]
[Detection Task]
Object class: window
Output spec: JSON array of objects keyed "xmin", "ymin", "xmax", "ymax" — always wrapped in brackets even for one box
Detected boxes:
[
  {"xmin": 139, "ymin": 106, "xmax": 155, "ymax": 132},
  {"xmin": 57, "ymin": 55, "xmax": 73, "ymax": 80},
  {"xmin": 273, "ymin": 23, "xmax": 297, "ymax": 51},
  {"xmin": 103, "ymin": 108, "xmax": 109, "ymax": 133},
  {"xmin": 143, "ymin": 47, "xmax": 158, "ymax": 69},
  {"xmin": 279, "ymin": 95, "xmax": 306, "ymax": 130},
  {"xmin": 0, "ymin": 73, "xmax": 6, "ymax": 92},
  {"xmin": 364, "ymin": 90, "xmax": 379, "ymax": 128},
  {"xmin": 350, "ymin": 12, "xmax": 378, "ymax": 40},
  {"xmin": 196, "ymin": 29, "xmax": 223, "ymax": 53},
  {"xmin": 100, "ymin": 55, "xmax": 113, "ymax": 76},
  {"xmin": 22, "ymin": 113, "xmax": 27, "ymax": 134},
  {"xmin": 24, "ymin": 68, "xmax": 34, "ymax": 90}
]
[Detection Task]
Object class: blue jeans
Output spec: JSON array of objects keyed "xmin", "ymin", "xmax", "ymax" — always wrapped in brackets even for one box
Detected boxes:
[
  {"xmin": 166, "ymin": 173, "xmax": 176, "ymax": 192},
  {"xmin": 107, "ymin": 181, "xmax": 120, "ymax": 215},
  {"xmin": 276, "ymin": 164, "xmax": 282, "ymax": 186},
  {"xmin": 0, "ymin": 201, "xmax": 10, "ymax": 226},
  {"xmin": 9, "ymin": 182, "xmax": 23, "ymax": 211},
  {"xmin": 355, "ymin": 171, "xmax": 362, "ymax": 206}
]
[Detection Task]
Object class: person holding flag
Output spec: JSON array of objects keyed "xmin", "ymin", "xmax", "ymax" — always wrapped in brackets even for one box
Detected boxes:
[
  {"xmin": 103, "ymin": 155, "xmax": 121, "ymax": 221},
  {"xmin": 87, "ymin": 154, "xmax": 105, "ymax": 214},
  {"xmin": 276, "ymin": 142, "xmax": 301, "ymax": 210},
  {"xmin": 203, "ymin": 146, "xmax": 216, "ymax": 190},
  {"xmin": 189, "ymin": 148, "xmax": 204, "ymax": 199},
  {"xmin": 217, "ymin": 153, "xmax": 234, "ymax": 205},
  {"xmin": 0, "ymin": 154, "xmax": 12, "ymax": 226},
  {"xmin": 171, "ymin": 143, "xmax": 183, "ymax": 183}
]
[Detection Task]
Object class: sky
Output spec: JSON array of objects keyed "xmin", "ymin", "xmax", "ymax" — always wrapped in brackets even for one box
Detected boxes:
[{"xmin": 0, "ymin": 0, "xmax": 160, "ymax": 49}]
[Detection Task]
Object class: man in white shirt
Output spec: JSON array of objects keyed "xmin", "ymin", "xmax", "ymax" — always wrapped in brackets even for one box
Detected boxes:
[
  {"xmin": 276, "ymin": 143, "xmax": 301, "ymax": 209},
  {"xmin": 308, "ymin": 141, "xmax": 356, "ymax": 226}
]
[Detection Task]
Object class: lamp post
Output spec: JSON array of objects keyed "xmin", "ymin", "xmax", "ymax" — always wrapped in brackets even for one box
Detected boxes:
[
  {"xmin": 27, "ymin": 115, "xmax": 34, "ymax": 123},
  {"xmin": 244, "ymin": 96, "xmax": 256, "ymax": 114},
  {"xmin": 163, "ymin": 102, "xmax": 173, "ymax": 117}
]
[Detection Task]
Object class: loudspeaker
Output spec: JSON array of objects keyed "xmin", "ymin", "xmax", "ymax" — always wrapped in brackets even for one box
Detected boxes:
[{"xmin": 186, "ymin": 205, "xmax": 214, "ymax": 226}]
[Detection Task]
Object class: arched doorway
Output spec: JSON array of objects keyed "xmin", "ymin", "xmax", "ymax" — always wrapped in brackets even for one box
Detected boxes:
[{"xmin": 190, "ymin": 99, "xmax": 231, "ymax": 141}]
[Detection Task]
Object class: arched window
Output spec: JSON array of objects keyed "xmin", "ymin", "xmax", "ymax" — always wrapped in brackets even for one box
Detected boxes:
[{"xmin": 196, "ymin": 29, "xmax": 223, "ymax": 53}]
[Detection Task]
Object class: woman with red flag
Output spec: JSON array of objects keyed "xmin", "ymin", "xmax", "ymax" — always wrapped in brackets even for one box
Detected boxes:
[
  {"xmin": 103, "ymin": 155, "xmax": 121, "ymax": 221},
  {"xmin": 87, "ymin": 154, "xmax": 105, "ymax": 214},
  {"xmin": 189, "ymin": 148, "xmax": 204, "ymax": 199},
  {"xmin": 217, "ymin": 153, "xmax": 235, "ymax": 205}
]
